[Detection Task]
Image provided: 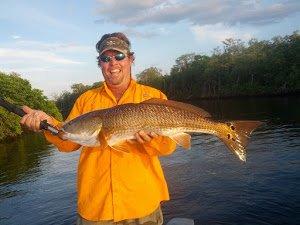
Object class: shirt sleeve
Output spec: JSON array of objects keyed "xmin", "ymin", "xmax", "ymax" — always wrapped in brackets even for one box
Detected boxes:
[
  {"xmin": 142, "ymin": 136, "xmax": 177, "ymax": 156},
  {"xmin": 43, "ymin": 97, "xmax": 82, "ymax": 152}
]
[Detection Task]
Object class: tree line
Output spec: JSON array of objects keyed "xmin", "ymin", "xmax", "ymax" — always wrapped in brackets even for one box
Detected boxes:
[
  {"xmin": 0, "ymin": 72, "xmax": 62, "ymax": 141},
  {"xmin": 137, "ymin": 31, "xmax": 299, "ymax": 100}
]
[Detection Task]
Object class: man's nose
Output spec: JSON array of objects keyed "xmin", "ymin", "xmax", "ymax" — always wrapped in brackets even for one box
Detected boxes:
[{"xmin": 109, "ymin": 57, "xmax": 117, "ymax": 65}]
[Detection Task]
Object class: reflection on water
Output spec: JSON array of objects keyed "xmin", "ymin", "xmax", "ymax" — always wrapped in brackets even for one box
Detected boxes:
[
  {"xmin": 0, "ymin": 134, "xmax": 79, "ymax": 224},
  {"xmin": 0, "ymin": 133, "xmax": 50, "ymax": 185},
  {"xmin": 0, "ymin": 96, "xmax": 299, "ymax": 225}
]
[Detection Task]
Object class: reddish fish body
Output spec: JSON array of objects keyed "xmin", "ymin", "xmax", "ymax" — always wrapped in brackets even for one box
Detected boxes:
[{"xmin": 59, "ymin": 99, "xmax": 262, "ymax": 161}]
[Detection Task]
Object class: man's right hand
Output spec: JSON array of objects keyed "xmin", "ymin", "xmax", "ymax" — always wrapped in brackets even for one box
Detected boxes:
[{"xmin": 20, "ymin": 106, "xmax": 54, "ymax": 132}]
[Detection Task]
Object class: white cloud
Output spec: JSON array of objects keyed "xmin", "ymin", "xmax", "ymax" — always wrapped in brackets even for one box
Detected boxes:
[
  {"xmin": 14, "ymin": 40, "xmax": 93, "ymax": 53},
  {"xmin": 1, "ymin": 2, "xmax": 80, "ymax": 32},
  {"xmin": 121, "ymin": 28, "xmax": 167, "ymax": 38},
  {"xmin": 191, "ymin": 23, "xmax": 255, "ymax": 43},
  {"xmin": 1, "ymin": 36, "xmax": 102, "ymax": 98},
  {"xmin": 0, "ymin": 37, "xmax": 96, "ymax": 97},
  {"xmin": 95, "ymin": 0, "xmax": 300, "ymax": 26},
  {"xmin": 0, "ymin": 48, "xmax": 83, "ymax": 65},
  {"xmin": 11, "ymin": 35, "xmax": 21, "ymax": 40},
  {"xmin": 97, "ymin": 0, "xmax": 162, "ymax": 11}
]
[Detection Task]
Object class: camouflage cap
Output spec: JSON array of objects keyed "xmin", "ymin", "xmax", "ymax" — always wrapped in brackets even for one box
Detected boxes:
[{"xmin": 96, "ymin": 36, "xmax": 130, "ymax": 55}]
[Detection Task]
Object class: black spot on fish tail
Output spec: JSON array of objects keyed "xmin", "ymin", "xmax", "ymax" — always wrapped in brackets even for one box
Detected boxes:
[{"xmin": 220, "ymin": 121, "xmax": 263, "ymax": 162}]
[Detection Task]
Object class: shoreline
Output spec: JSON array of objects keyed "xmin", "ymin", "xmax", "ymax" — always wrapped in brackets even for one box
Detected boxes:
[{"xmin": 174, "ymin": 91, "xmax": 300, "ymax": 101}]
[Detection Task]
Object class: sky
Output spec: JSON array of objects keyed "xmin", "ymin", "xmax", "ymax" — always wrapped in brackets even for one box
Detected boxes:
[{"xmin": 0, "ymin": 0, "xmax": 299, "ymax": 98}]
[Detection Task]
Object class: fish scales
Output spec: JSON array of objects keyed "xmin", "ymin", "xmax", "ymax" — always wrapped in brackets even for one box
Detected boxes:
[
  {"xmin": 59, "ymin": 99, "xmax": 263, "ymax": 162},
  {"xmin": 101, "ymin": 103, "xmax": 212, "ymax": 135}
]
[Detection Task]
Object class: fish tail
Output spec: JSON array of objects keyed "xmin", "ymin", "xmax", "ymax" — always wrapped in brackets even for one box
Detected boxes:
[{"xmin": 218, "ymin": 121, "xmax": 263, "ymax": 162}]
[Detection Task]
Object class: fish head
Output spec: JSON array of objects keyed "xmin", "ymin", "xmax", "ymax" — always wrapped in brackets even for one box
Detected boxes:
[{"xmin": 58, "ymin": 115, "xmax": 103, "ymax": 147}]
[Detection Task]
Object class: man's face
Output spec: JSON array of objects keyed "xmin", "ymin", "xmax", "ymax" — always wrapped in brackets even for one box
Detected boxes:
[{"xmin": 99, "ymin": 50, "xmax": 133, "ymax": 87}]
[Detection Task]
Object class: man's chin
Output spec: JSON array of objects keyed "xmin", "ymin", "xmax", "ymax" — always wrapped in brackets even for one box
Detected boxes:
[{"xmin": 107, "ymin": 79, "xmax": 122, "ymax": 86}]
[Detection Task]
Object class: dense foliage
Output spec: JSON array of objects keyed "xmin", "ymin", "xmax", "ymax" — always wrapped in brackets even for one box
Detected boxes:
[
  {"xmin": 0, "ymin": 72, "xmax": 62, "ymax": 141},
  {"xmin": 137, "ymin": 32, "xmax": 300, "ymax": 100}
]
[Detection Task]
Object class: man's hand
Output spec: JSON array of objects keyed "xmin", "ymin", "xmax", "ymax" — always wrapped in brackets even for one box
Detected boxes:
[
  {"xmin": 20, "ymin": 106, "xmax": 53, "ymax": 132},
  {"xmin": 134, "ymin": 130, "xmax": 158, "ymax": 144}
]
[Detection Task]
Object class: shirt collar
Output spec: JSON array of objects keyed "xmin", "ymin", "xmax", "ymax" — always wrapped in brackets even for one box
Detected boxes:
[{"xmin": 103, "ymin": 79, "xmax": 137, "ymax": 104}]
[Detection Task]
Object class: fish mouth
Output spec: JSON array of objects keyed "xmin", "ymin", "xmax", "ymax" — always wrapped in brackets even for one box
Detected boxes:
[{"xmin": 58, "ymin": 130, "xmax": 68, "ymax": 140}]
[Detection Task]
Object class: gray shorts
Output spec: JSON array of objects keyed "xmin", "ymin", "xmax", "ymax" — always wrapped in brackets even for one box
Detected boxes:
[{"xmin": 77, "ymin": 207, "xmax": 163, "ymax": 225}]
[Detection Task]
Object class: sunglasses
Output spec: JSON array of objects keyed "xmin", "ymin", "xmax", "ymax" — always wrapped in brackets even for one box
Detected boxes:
[{"xmin": 99, "ymin": 52, "xmax": 126, "ymax": 63}]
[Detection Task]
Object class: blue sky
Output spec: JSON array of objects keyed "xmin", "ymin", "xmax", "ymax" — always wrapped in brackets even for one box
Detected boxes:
[{"xmin": 1, "ymin": 0, "xmax": 299, "ymax": 98}]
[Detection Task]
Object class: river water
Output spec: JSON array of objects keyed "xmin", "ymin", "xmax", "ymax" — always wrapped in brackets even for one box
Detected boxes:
[{"xmin": 0, "ymin": 96, "xmax": 299, "ymax": 225}]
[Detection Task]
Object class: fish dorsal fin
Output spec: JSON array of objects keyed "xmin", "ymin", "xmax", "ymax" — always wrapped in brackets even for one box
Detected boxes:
[
  {"xmin": 170, "ymin": 132, "xmax": 191, "ymax": 149},
  {"xmin": 142, "ymin": 98, "xmax": 211, "ymax": 117}
]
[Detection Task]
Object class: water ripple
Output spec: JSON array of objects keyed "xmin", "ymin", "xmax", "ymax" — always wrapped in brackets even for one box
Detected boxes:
[{"xmin": 1, "ymin": 97, "xmax": 300, "ymax": 225}]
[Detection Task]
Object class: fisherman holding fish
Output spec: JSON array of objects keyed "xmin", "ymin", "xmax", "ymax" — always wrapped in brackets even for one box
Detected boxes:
[
  {"xmin": 20, "ymin": 32, "xmax": 177, "ymax": 225},
  {"xmin": 20, "ymin": 32, "xmax": 262, "ymax": 225}
]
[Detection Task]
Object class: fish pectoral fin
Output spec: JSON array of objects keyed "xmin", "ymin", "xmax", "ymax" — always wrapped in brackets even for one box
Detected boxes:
[
  {"xmin": 98, "ymin": 130, "xmax": 109, "ymax": 149},
  {"xmin": 126, "ymin": 139, "xmax": 139, "ymax": 144},
  {"xmin": 170, "ymin": 133, "xmax": 191, "ymax": 149},
  {"xmin": 99, "ymin": 131, "xmax": 130, "ymax": 153},
  {"xmin": 110, "ymin": 141, "xmax": 130, "ymax": 153}
]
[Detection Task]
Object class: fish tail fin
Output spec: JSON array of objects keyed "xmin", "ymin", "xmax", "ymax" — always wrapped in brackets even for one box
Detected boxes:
[{"xmin": 219, "ymin": 121, "xmax": 263, "ymax": 162}]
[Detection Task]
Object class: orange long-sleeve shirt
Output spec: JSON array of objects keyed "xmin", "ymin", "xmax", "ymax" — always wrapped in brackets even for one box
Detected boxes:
[{"xmin": 44, "ymin": 80, "xmax": 176, "ymax": 222}]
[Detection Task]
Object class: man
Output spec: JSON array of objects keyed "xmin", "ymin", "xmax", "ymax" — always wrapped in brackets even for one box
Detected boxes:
[{"xmin": 20, "ymin": 32, "xmax": 176, "ymax": 225}]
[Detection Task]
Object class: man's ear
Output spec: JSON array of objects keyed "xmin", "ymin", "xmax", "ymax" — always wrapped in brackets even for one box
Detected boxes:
[{"xmin": 129, "ymin": 53, "xmax": 135, "ymax": 63}]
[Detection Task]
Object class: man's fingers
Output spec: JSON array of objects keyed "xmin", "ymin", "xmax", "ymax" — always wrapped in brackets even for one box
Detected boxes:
[
  {"xmin": 149, "ymin": 132, "xmax": 158, "ymax": 138},
  {"xmin": 20, "ymin": 113, "xmax": 29, "ymax": 125},
  {"xmin": 140, "ymin": 131, "xmax": 153, "ymax": 142},
  {"xmin": 136, "ymin": 130, "xmax": 159, "ymax": 143},
  {"xmin": 20, "ymin": 108, "xmax": 52, "ymax": 132},
  {"xmin": 135, "ymin": 132, "xmax": 145, "ymax": 144},
  {"xmin": 34, "ymin": 115, "xmax": 42, "ymax": 132},
  {"xmin": 22, "ymin": 105, "xmax": 33, "ymax": 114}
]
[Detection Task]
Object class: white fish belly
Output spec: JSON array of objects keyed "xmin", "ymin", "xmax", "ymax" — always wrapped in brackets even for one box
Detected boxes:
[{"xmin": 62, "ymin": 129, "xmax": 101, "ymax": 147}]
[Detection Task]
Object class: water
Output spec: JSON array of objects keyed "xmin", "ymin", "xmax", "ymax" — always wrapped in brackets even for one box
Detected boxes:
[
  {"xmin": 0, "ymin": 96, "xmax": 299, "ymax": 225},
  {"xmin": 0, "ymin": 134, "xmax": 78, "ymax": 224}
]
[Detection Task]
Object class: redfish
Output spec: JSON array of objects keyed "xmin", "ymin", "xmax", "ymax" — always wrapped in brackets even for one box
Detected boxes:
[{"xmin": 59, "ymin": 99, "xmax": 263, "ymax": 162}]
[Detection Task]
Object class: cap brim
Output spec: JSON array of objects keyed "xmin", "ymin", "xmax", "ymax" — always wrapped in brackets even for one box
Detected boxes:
[{"xmin": 100, "ymin": 47, "xmax": 127, "ymax": 55}]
